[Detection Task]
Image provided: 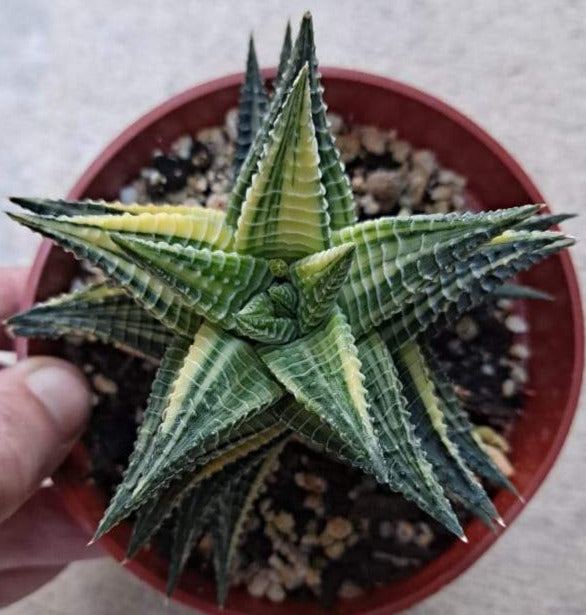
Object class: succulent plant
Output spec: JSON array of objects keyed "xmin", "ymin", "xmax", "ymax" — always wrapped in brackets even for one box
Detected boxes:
[{"xmin": 6, "ymin": 12, "xmax": 574, "ymax": 606}]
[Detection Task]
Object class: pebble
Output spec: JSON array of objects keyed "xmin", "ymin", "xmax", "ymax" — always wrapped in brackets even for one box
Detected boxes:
[
  {"xmin": 247, "ymin": 570, "xmax": 270, "ymax": 598},
  {"xmin": 224, "ymin": 108, "xmax": 239, "ymax": 142},
  {"xmin": 325, "ymin": 517, "xmax": 353, "ymax": 540},
  {"xmin": 390, "ymin": 139, "xmax": 412, "ymax": 163},
  {"xmin": 294, "ymin": 472, "xmax": 327, "ymax": 493},
  {"xmin": 396, "ymin": 520, "xmax": 416, "ymax": 544},
  {"xmin": 335, "ymin": 132, "xmax": 361, "ymax": 162},
  {"xmin": 511, "ymin": 364, "xmax": 529, "ymax": 385},
  {"xmin": 412, "ymin": 149, "xmax": 437, "ymax": 174},
  {"xmin": 455, "ymin": 316, "xmax": 479, "ymax": 341},
  {"xmin": 266, "ymin": 582, "xmax": 286, "ymax": 602},
  {"xmin": 338, "ymin": 581, "xmax": 364, "ymax": 599},
  {"xmin": 206, "ymin": 193, "xmax": 228, "ymax": 210},
  {"xmin": 119, "ymin": 185, "xmax": 138, "ymax": 204},
  {"xmin": 171, "ymin": 135, "xmax": 194, "ymax": 160},
  {"xmin": 360, "ymin": 126, "xmax": 387, "ymax": 154},
  {"xmin": 505, "ymin": 314, "xmax": 529, "ymax": 334},
  {"xmin": 327, "ymin": 112, "xmax": 345, "ymax": 135},
  {"xmin": 502, "ymin": 378, "xmax": 517, "ymax": 398},
  {"xmin": 509, "ymin": 343, "xmax": 531, "ymax": 360},
  {"xmin": 324, "ymin": 540, "xmax": 346, "ymax": 560},
  {"xmin": 414, "ymin": 522, "xmax": 434, "ymax": 548},
  {"xmin": 430, "ymin": 184, "xmax": 453, "ymax": 201},
  {"xmin": 365, "ymin": 169, "xmax": 406, "ymax": 204},
  {"xmin": 92, "ymin": 373, "xmax": 118, "ymax": 395},
  {"xmin": 274, "ymin": 511, "xmax": 295, "ymax": 535}
]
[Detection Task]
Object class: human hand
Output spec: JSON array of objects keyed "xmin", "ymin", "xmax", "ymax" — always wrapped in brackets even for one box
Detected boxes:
[{"xmin": 0, "ymin": 266, "xmax": 101, "ymax": 606}]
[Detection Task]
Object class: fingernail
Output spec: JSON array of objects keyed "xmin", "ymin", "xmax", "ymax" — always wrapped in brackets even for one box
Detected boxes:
[{"xmin": 26, "ymin": 365, "xmax": 91, "ymax": 439}]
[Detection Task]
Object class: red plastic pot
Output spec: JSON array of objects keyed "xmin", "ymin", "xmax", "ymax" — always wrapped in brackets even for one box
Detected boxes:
[{"xmin": 14, "ymin": 68, "xmax": 584, "ymax": 614}]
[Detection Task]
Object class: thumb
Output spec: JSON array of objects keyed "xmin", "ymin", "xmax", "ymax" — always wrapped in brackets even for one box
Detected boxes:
[{"xmin": 0, "ymin": 357, "xmax": 92, "ymax": 523}]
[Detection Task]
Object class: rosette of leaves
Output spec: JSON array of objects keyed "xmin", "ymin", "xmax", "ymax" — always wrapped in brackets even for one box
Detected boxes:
[{"xmin": 5, "ymin": 13, "xmax": 575, "ymax": 606}]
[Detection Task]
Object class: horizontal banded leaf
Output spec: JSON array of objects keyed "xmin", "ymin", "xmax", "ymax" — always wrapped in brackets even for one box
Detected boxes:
[
  {"xmin": 334, "ymin": 206, "xmax": 539, "ymax": 337},
  {"xmin": 212, "ymin": 438, "xmax": 288, "ymax": 605},
  {"xmin": 235, "ymin": 65, "xmax": 331, "ymax": 259},
  {"xmin": 112, "ymin": 235, "xmax": 273, "ymax": 328},
  {"xmin": 9, "ymin": 212, "xmax": 204, "ymax": 336},
  {"xmin": 234, "ymin": 37, "xmax": 268, "ymax": 178},
  {"xmin": 392, "ymin": 340, "xmax": 499, "ymax": 525},
  {"xmin": 126, "ymin": 422, "xmax": 287, "ymax": 558},
  {"xmin": 380, "ymin": 231, "xmax": 573, "ymax": 347},
  {"xmin": 260, "ymin": 307, "xmax": 386, "ymax": 481},
  {"xmin": 420, "ymin": 344, "xmax": 516, "ymax": 494},
  {"xmin": 225, "ymin": 13, "xmax": 317, "ymax": 228},
  {"xmin": 116, "ymin": 324, "xmax": 282, "ymax": 517},
  {"xmin": 235, "ymin": 292, "xmax": 299, "ymax": 344},
  {"xmin": 357, "ymin": 331, "xmax": 462, "ymax": 536},
  {"xmin": 6, "ymin": 282, "xmax": 173, "ymax": 361},
  {"xmin": 267, "ymin": 282, "xmax": 298, "ymax": 317},
  {"xmin": 290, "ymin": 242, "xmax": 355, "ymax": 333}
]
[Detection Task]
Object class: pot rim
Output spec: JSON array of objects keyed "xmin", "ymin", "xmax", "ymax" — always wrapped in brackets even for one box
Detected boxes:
[{"xmin": 16, "ymin": 67, "xmax": 584, "ymax": 615}]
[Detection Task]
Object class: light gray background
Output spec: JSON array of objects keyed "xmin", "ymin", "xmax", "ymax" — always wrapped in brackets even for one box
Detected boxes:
[{"xmin": 1, "ymin": 1, "xmax": 585, "ymax": 613}]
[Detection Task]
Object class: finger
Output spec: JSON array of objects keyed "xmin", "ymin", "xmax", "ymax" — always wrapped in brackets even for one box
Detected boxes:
[
  {"xmin": 0, "ymin": 266, "xmax": 29, "ymax": 321},
  {"xmin": 0, "ymin": 357, "xmax": 92, "ymax": 523}
]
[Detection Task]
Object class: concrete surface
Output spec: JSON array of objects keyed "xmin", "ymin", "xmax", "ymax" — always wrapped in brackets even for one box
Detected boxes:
[{"xmin": 0, "ymin": 0, "xmax": 585, "ymax": 613}]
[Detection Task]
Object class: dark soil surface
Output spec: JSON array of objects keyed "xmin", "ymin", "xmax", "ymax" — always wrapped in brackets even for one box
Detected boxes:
[{"xmin": 61, "ymin": 113, "xmax": 527, "ymax": 606}]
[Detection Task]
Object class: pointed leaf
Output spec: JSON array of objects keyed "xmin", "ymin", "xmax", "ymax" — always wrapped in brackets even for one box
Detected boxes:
[
  {"xmin": 267, "ymin": 282, "xmax": 298, "ymax": 317},
  {"xmin": 112, "ymin": 235, "xmax": 273, "ymax": 328},
  {"xmin": 380, "ymin": 230, "xmax": 573, "ymax": 347},
  {"xmin": 274, "ymin": 21, "xmax": 292, "ymax": 89},
  {"xmin": 212, "ymin": 439, "xmax": 288, "ymax": 605},
  {"xmin": 234, "ymin": 37, "xmax": 268, "ymax": 178},
  {"xmin": 96, "ymin": 324, "xmax": 283, "ymax": 537},
  {"xmin": 421, "ymin": 344, "xmax": 516, "ymax": 493},
  {"xmin": 334, "ymin": 206, "xmax": 540, "ymax": 336},
  {"xmin": 392, "ymin": 340, "xmax": 499, "ymax": 525},
  {"xmin": 260, "ymin": 308, "xmax": 386, "ymax": 480},
  {"xmin": 235, "ymin": 65, "xmax": 331, "ymax": 259},
  {"xmin": 235, "ymin": 291, "xmax": 299, "ymax": 344},
  {"xmin": 6, "ymin": 282, "xmax": 173, "ymax": 361},
  {"xmin": 226, "ymin": 13, "xmax": 316, "ymax": 228},
  {"xmin": 356, "ymin": 331, "xmax": 462, "ymax": 536},
  {"xmin": 493, "ymin": 283, "xmax": 553, "ymax": 301},
  {"xmin": 515, "ymin": 211, "xmax": 576, "ymax": 232},
  {"xmin": 290, "ymin": 242, "xmax": 355, "ymax": 332}
]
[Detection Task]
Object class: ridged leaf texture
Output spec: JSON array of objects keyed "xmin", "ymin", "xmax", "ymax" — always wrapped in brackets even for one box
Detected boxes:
[
  {"xmin": 274, "ymin": 21, "xmax": 292, "ymax": 89},
  {"xmin": 234, "ymin": 37, "xmax": 268, "ymax": 178},
  {"xmin": 235, "ymin": 65, "xmax": 332, "ymax": 259},
  {"xmin": 5, "ymin": 282, "xmax": 172, "ymax": 362},
  {"xmin": 290, "ymin": 242, "xmax": 356, "ymax": 332}
]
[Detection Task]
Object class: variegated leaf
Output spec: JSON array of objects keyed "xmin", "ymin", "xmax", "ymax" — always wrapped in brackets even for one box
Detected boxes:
[
  {"xmin": 420, "ymin": 344, "xmax": 516, "ymax": 494},
  {"xmin": 274, "ymin": 21, "xmax": 292, "ymax": 89},
  {"xmin": 212, "ymin": 439, "xmax": 288, "ymax": 606},
  {"xmin": 234, "ymin": 36, "xmax": 268, "ymax": 178},
  {"xmin": 226, "ymin": 13, "xmax": 356, "ymax": 231},
  {"xmin": 290, "ymin": 242, "xmax": 355, "ymax": 333},
  {"xmin": 514, "ymin": 210, "xmax": 575, "ymax": 232},
  {"xmin": 334, "ymin": 206, "xmax": 540, "ymax": 337},
  {"xmin": 112, "ymin": 235, "xmax": 273, "ymax": 328},
  {"xmin": 235, "ymin": 291, "xmax": 299, "ymax": 344},
  {"xmin": 267, "ymin": 282, "xmax": 298, "ymax": 317},
  {"xmin": 235, "ymin": 65, "xmax": 331, "ymax": 260},
  {"xmin": 8, "ymin": 206, "xmax": 233, "ymax": 335},
  {"xmin": 93, "ymin": 325, "xmax": 283, "ymax": 540},
  {"xmin": 356, "ymin": 331, "xmax": 463, "ymax": 536},
  {"xmin": 126, "ymin": 422, "xmax": 287, "ymax": 558},
  {"xmin": 392, "ymin": 340, "xmax": 499, "ymax": 526},
  {"xmin": 6, "ymin": 282, "xmax": 173, "ymax": 362},
  {"xmin": 260, "ymin": 307, "xmax": 387, "ymax": 481},
  {"xmin": 380, "ymin": 231, "xmax": 573, "ymax": 347}
]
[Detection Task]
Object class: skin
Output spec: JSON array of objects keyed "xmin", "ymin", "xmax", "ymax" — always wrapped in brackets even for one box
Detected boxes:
[{"xmin": 0, "ymin": 267, "xmax": 101, "ymax": 606}]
